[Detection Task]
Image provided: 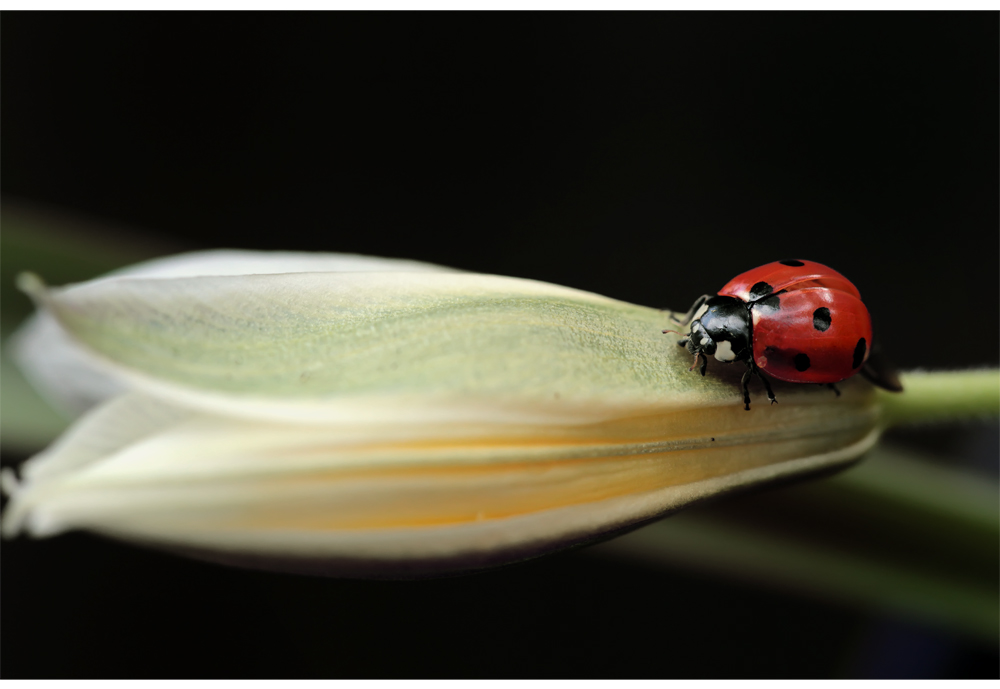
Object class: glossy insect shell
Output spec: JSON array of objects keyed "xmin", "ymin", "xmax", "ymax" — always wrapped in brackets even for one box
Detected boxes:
[
  {"xmin": 719, "ymin": 259, "xmax": 861, "ymax": 302},
  {"xmin": 719, "ymin": 260, "xmax": 873, "ymax": 385}
]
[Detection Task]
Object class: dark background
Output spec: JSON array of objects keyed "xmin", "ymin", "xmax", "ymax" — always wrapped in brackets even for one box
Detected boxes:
[{"xmin": 2, "ymin": 12, "xmax": 998, "ymax": 678}]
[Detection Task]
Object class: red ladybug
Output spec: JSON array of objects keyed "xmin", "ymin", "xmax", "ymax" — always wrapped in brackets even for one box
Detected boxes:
[{"xmin": 665, "ymin": 259, "xmax": 902, "ymax": 410}]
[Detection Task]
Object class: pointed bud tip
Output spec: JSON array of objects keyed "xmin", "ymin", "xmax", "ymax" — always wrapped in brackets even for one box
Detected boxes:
[
  {"xmin": 0, "ymin": 467, "xmax": 20, "ymax": 498},
  {"xmin": 15, "ymin": 272, "xmax": 47, "ymax": 301}
]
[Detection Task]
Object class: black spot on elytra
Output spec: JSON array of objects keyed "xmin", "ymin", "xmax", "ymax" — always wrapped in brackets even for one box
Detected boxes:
[
  {"xmin": 753, "ymin": 294, "xmax": 781, "ymax": 313},
  {"xmin": 812, "ymin": 307, "xmax": 832, "ymax": 332},
  {"xmin": 780, "ymin": 259, "xmax": 805, "ymax": 267},
  {"xmin": 749, "ymin": 281, "xmax": 773, "ymax": 300},
  {"xmin": 794, "ymin": 353, "xmax": 811, "ymax": 371},
  {"xmin": 853, "ymin": 337, "xmax": 867, "ymax": 369}
]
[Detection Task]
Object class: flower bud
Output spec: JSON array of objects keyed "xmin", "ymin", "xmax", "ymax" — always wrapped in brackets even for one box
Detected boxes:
[{"xmin": 2, "ymin": 251, "xmax": 882, "ymax": 577}]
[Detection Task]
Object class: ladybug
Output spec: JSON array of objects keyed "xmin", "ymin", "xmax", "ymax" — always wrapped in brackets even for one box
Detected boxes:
[{"xmin": 665, "ymin": 259, "xmax": 902, "ymax": 410}]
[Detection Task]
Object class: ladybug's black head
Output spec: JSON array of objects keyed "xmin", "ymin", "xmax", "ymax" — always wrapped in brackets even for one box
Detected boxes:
[{"xmin": 684, "ymin": 296, "xmax": 752, "ymax": 364}]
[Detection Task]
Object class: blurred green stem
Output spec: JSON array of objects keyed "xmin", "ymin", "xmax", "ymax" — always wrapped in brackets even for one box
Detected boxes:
[{"xmin": 879, "ymin": 369, "xmax": 1000, "ymax": 428}]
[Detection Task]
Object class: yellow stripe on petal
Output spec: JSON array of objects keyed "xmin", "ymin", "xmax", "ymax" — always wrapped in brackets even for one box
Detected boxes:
[{"xmin": 4, "ymin": 381, "xmax": 878, "ymax": 575}]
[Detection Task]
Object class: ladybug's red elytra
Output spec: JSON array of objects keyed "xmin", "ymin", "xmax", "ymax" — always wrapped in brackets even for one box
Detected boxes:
[{"xmin": 665, "ymin": 259, "xmax": 902, "ymax": 410}]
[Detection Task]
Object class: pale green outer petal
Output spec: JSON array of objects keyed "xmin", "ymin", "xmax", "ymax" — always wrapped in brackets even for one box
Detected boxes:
[
  {"xmin": 26, "ymin": 269, "xmax": 764, "ymax": 424},
  {"xmin": 11, "ymin": 250, "xmax": 460, "ymax": 417}
]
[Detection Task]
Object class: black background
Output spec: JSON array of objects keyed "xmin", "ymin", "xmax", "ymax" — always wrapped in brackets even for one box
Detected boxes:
[{"xmin": 2, "ymin": 12, "xmax": 998, "ymax": 678}]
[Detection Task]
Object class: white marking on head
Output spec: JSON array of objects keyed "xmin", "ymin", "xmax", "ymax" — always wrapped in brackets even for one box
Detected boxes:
[
  {"xmin": 714, "ymin": 339, "xmax": 737, "ymax": 362},
  {"xmin": 699, "ymin": 336, "xmax": 710, "ymax": 346},
  {"xmin": 693, "ymin": 303, "xmax": 709, "ymax": 322}
]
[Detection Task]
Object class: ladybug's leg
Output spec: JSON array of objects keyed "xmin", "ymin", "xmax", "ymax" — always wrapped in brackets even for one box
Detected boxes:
[
  {"xmin": 670, "ymin": 294, "xmax": 713, "ymax": 326},
  {"xmin": 825, "ymin": 383, "xmax": 841, "ymax": 397},
  {"xmin": 860, "ymin": 343, "xmax": 903, "ymax": 392},
  {"xmin": 689, "ymin": 351, "xmax": 707, "ymax": 376},
  {"xmin": 740, "ymin": 367, "xmax": 753, "ymax": 411},
  {"xmin": 757, "ymin": 371, "xmax": 777, "ymax": 406},
  {"xmin": 748, "ymin": 361, "xmax": 777, "ymax": 406}
]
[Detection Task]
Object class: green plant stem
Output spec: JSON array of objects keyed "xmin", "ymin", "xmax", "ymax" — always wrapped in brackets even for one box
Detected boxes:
[{"xmin": 879, "ymin": 369, "xmax": 1000, "ymax": 428}]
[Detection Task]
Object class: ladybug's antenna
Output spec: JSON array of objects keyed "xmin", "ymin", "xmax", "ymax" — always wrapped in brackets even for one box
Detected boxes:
[{"xmin": 662, "ymin": 329, "xmax": 684, "ymax": 335}]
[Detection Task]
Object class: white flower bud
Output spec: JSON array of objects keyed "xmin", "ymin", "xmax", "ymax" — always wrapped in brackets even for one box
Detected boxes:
[{"xmin": 2, "ymin": 251, "xmax": 881, "ymax": 577}]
